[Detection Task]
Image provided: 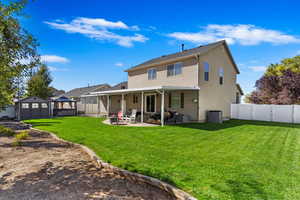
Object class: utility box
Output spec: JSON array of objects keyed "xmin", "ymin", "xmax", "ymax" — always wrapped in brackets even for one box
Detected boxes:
[{"xmin": 207, "ymin": 110, "xmax": 223, "ymax": 123}]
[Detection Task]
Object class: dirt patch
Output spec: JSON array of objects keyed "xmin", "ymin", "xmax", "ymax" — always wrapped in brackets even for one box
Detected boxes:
[{"xmin": 0, "ymin": 129, "xmax": 174, "ymax": 200}]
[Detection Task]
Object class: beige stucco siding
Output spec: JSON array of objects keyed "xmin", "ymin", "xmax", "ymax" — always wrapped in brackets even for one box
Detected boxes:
[
  {"xmin": 128, "ymin": 58, "xmax": 199, "ymax": 89},
  {"xmin": 197, "ymin": 45, "xmax": 237, "ymax": 121}
]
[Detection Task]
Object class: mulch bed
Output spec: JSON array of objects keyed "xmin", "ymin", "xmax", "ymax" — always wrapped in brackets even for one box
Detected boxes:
[{"xmin": 0, "ymin": 124, "xmax": 174, "ymax": 200}]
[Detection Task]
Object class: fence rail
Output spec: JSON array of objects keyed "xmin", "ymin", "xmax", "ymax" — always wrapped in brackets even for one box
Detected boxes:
[{"xmin": 231, "ymin": 104, "xmax": 300, "ymax": 124}]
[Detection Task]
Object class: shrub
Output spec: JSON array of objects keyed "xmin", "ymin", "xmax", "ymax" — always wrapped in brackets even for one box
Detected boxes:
[
  {"xmin": 15, "ymin": 131, "xmax": 29, "ymax": 140},
  {"xmin": 11, "ymin": 139, "xmax": 21, "ymax": 147},
  {"xmin": 0, "ymin": 126, "xmax": 15, "ymax": 136}
]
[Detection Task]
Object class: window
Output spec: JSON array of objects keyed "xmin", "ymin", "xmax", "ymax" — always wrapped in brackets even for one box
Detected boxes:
[
  {"xmin": 219, "ymin": 67, "xmax": 224, "ymax": 85},
  {"xmin": 180, "ymin": 93, "xmax": 184, "ymax": 108},
  {"xmin": 167, "ymin": 62, "xmax": 182, "ymax": 76},
  {"xmin": 22, "ymin": 103, "xmax": 29, "ymax": 109},
  {"xmin": 146, "ymin": 95, "xmax": 156, "ymax": 113},
  {"xmin": 148, "ymin": 68, "xmax": 157, "ymax": 80},
  {"xmin": 32, "ymin": 103, "xmax": 39, "ymax": 109},
  {"xmin": 168, "ymin": 92, "xmax": 184, "ymax": 109},
  {"xmin": 41, "ymin": 103, "xmax": 48, "ymax": 108},
  {"xmin": 204, "ymin": 62, "xmax": 209, "ymax": 81},
  {"xmin": 133, "ymin": 95, "xmax": 138, "ymax": 104}
]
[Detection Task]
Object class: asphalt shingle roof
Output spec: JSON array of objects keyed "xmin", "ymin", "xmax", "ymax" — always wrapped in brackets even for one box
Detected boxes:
[
  {"xmin": 62, "ymin": 84, "xmax": 110, "ymax": 98},
  {"xmin": 125, "ymin": 40, "xmax": 239, "ymax": 74}
]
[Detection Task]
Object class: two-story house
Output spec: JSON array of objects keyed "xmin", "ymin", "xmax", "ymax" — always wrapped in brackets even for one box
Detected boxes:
[{"xmin": 82, "ymin": 40, "xmax": 243, "ymax": 125}]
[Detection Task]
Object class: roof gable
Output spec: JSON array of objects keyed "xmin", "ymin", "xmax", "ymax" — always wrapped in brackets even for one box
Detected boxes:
[{"xmin": 125, "ymin": 40, "xmax": 239, "ymax": 74}]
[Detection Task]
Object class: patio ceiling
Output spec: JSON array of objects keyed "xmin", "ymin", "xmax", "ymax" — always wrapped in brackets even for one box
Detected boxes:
[{"xmin": 81, "ymin": 86, "xmax": 200, "ymax": 97}]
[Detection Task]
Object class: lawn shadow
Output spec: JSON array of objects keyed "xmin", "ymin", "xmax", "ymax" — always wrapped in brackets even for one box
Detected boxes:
[
  {"xmin": 26, "ymin": 121, "xmax": 61, "ymax": 127},
  {"xmin": 173, "ymin": 119, "xmax": 300, "ymax": 131},
  {"xmin": 0, "ymin": 139, "xmax": 72, "ymax": 149},
  {"xmin": 211, "ymin": 177, "xmax": 270, "ymax": 200}
]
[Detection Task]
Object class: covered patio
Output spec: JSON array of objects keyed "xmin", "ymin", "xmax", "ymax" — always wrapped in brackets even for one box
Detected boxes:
[{"xmin": 83, "ymin": 86, "xmax": 200, "ymax": 126}]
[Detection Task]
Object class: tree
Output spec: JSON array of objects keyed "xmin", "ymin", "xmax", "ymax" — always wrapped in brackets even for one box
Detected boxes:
[
  {"xmin": 247, "ymin": 56, "xmax": 300, "ymax": 104},
  {"xmin": 27, "ymin": 64, "xmax": 53, "ymax": 99},
  {"xmin": 0, "ymin": 0, "xmax": 39, "ymax": 109}
]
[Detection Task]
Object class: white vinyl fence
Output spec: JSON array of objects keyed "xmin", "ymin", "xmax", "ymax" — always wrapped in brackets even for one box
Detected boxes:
[{"xmin": 231, "ymin": 104, "xmax": 300, "ymax": 124}]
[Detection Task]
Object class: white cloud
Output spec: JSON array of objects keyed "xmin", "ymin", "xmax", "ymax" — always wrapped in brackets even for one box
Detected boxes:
[
  {"xmin": 115, "ymin": 62, "xmax": 124, "ymax": 67},
  {"xmin": 48, "ymin": 66, "xmax": 69, "ymax": 72},
  {"xmin": 44, "ymin": 17, "xmax": 147, "ymax": 47},
  {"xmin": 41, "ymin": 55, "xmax": 69, "ymax": 63},
  {"xmin": 168, "ymin": 24, "xmax": 300, "ymax": 46},
  {"xmin": 249, "ymin": 66, "xmax": 267, "ymax": 72}
]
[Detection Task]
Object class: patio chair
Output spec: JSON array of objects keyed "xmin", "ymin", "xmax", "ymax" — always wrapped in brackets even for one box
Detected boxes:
[{"xmin": 124, "ymin": 109, "xmax": 137, "ymax": 123}]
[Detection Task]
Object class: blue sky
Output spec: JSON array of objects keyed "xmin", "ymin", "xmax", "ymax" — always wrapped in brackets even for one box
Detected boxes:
[{"xmin": 21, "ymin": 0, "xmax": 300, "ymax": 94}]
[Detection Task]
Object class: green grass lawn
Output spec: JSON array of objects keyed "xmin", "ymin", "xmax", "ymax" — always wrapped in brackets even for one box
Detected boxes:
[{"xmin": 25, "ymin": 117, "xmax": 300, "ymax": 200}]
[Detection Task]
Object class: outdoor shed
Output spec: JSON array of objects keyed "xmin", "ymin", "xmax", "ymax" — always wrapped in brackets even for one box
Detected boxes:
[{"xmin": 15, "ymin": 96, "xmax": 50, "ymax": 120}]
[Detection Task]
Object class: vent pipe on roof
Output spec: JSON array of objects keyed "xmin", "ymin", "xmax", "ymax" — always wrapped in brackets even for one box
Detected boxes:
[{"xmin": 181, "ymin": 44, "xmax": 185, "ymax": 52}]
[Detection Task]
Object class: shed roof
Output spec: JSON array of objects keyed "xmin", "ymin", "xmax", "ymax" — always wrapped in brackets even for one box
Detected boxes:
[
  {"xmin": 125, "ymin": 40, "xmax": 240, "ymax": 74},
  {"xmin": 18, "ymin": 96, "xmax": 49, "ymax": 103},
  {"xmin": 53, "ymin": 96, "xmax": 76, "ymax": 102}
]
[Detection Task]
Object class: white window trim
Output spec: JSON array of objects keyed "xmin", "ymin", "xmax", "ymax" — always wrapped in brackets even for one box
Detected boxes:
[
  {"xmin": 219, "ymin": 67, "xmax": 224, "ymax": 85},
  {"xmin": 145, "ymin": 93, "xmax": 156, "ymax": 113},
  {"xmin": 148, "ymin": 68, "xmax": 157, "ymax": 80},
  {"xmin": 204, "ymin": 62, "xmax": 210, "ymax": 81},
  {"xmin": 167, "ymin": 62, "xmax": 183, "ymax": 77}
]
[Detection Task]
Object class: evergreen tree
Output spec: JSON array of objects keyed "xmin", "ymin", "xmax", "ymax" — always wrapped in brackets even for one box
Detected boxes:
[{"xmin": 27, "ymin": 64, "xmax": 53, "ymax": 99}]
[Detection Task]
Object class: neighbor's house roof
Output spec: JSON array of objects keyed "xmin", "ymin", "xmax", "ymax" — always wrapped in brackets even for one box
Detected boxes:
[
  {"xmin": 125, "ymin": 40, "xmax": 240, "ymax": 74},
  {"xmin": 236, "ymin": 84, "xmax": 244, "ymax": 95},
  {"xmin": 62, "ymin": 84, "xmax": 110, "ymax": 98},
  {"xmin": 102, "ymin": 81, "xmax": 128, "ymax": 91}
]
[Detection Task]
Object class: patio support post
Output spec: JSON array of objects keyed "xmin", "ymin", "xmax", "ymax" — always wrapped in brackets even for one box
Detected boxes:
[
  {"xmin": 141, "ymin": 92, "xmax": 144, "ymax": 123},
  {"xmin": 161, "ymin": 90, "xmax": 165, "ymax": 127},
  {"xmin": 107, "ymin": 95, "xmax": 110, "ymax": 117},
  {"xmin": 97, "ymin": 95, "xmax": 99, "ymax": 116},
  {"xmin": 121, "ymin": 94, "xmax": 124, "ymax": 115}
]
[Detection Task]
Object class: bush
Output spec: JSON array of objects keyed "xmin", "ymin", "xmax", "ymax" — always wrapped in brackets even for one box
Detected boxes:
[
  {"xmin": 0, "ymin": 126, "xmax": 15, "ymax": 136},
  {"xmin": 15, "ymin": 131, "xmax": 29, "ymax": 140},
  {"xmin": 11, "ymin": 139, "xmax": 21, "ymax": 147}
]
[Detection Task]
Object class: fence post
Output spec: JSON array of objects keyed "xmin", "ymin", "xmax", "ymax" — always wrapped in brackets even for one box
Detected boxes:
[
  {"xmin": 292, "ymin": 105, "xmax": 295, "ymax": 123},
  {"xmin": 251, "ymin": 104, "xmax": 254, "ymax": 120}
]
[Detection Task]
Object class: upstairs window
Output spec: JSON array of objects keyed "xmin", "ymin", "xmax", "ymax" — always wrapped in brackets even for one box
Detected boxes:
[
  {"xmin": 219, "ymin": 67, "xmax": 224, "ymax": 85},
  {"xmin": 167, "ymin": 62, "xmax": 182, "ymax": 76},
  {"xmin": 204, "ymin": 62, "xmax": 209, "ymax": 81},
  {"xmin": 148, "ymin": 68, "xmax": 157, "ymax": 80}
]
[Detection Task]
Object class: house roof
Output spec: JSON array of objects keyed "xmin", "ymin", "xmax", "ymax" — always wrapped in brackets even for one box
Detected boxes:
[
  {"xmin": 105, "ymin": 81, "xmax": 128, "ymax": 91},
  {"xmin": 82, "ymin": 85, "xmax": 200, "ymax": 96},
  {"xmin": 125, "ymin": 40, "xmax": 240, "ymax": 74},
  {"xmin": 236, "ymin": 84, "xmax": 244, "ymax": 95},
  {"xmin": 62, "ymin": 84, "xmax": 110, "ymax": 98}
]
